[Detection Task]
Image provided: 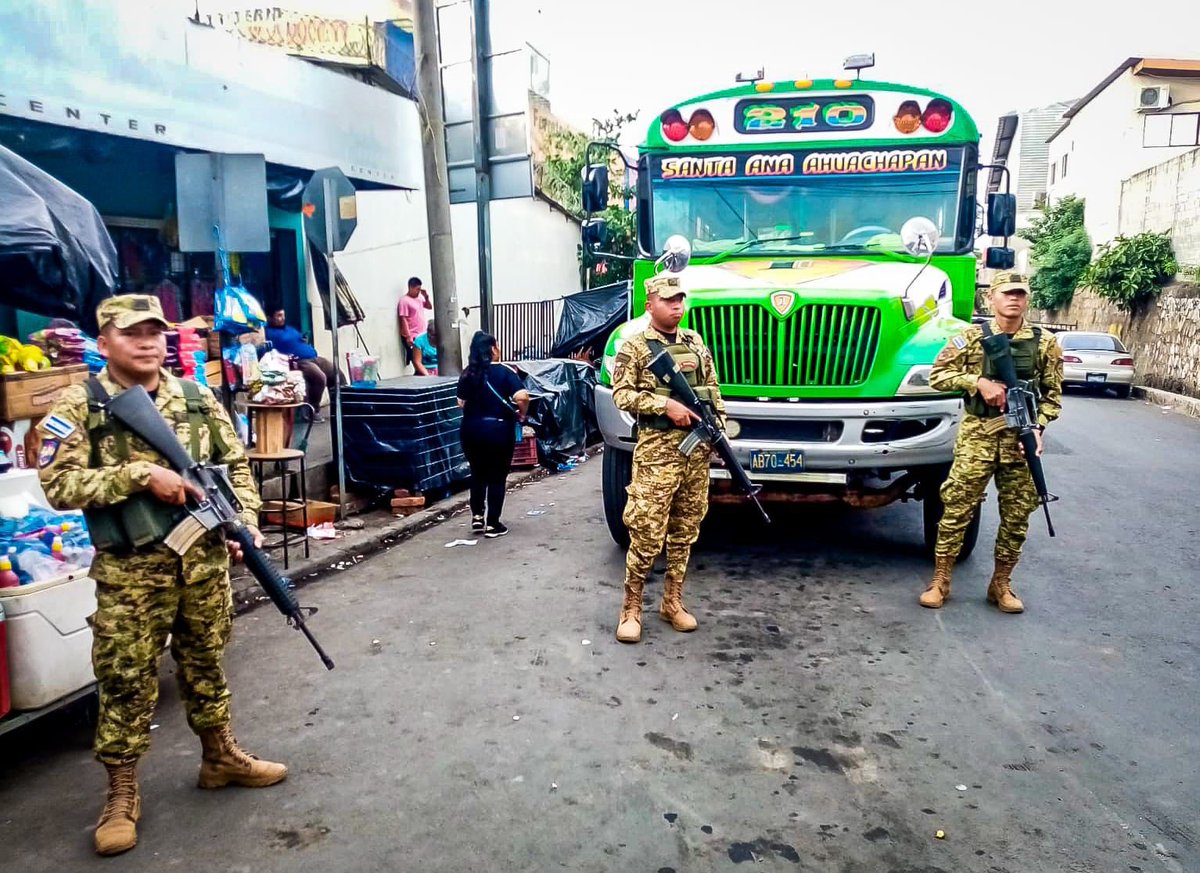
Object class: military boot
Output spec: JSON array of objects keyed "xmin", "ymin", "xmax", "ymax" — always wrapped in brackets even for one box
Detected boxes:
[
  {"xmin": 94, "ymin": 762, "xmax": 140, "ymax": 856},
  {"xmin": 616, "ymin": 576, "xmax": 644, "ymax": 643},
  {"xmin": 919, "ymin": 555, "xmax": 955, "ymax": 608},
  {"xmin": 986, "ymin": 558, "xmax": 1025, "ymax": 613},
  {"xmin": 659, "ymin": 576, "xmax": 698, "ymax": 632},
  {"xmin": 197, "ymin": 724, "xmax": 288, "ymax": 789}
]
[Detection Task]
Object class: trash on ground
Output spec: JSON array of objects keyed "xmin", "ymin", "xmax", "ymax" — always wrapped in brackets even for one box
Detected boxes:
[
  {"xmin": 672, "ymin": 713, "xmax": 679, "ymax": 721},
  {"xmin": 526, "ymin": 510, "xmax": 547, "ymax": 517},
  {"xmin": 444, "ymin": 539, "xmax": 478, "ymax": 548},
  {"xmin": 308, "ymin": 522, "xmax": 338, "ymax": 540},
  {"xmin": 935, "ymin": 830, "xmax": 946, "ymax": 840},
  {"xmin": 581, "ymin": 639, "xmax": 592, "ymax": 646},
  {"xmin": 512, "ymin": 715, "xmax": 521, "ymax": 721},
  {"xmin": 550, "ymin": 782, "xmax": 558, "ymax": 791},
  {"xmin": 150, "ymin": 724, "xmax": 159, "ymax": 731},
  {"xmin": 955, "ymin": 784, "xmax": 967, "ymax": 791}
]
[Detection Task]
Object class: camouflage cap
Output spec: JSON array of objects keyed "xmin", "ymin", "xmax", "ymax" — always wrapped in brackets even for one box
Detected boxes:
[
  {"xmin": 645, "ymin": 274, "xmax": 686, "ymax": 299},
  {"xmin": 96, "ymin": 295, "xmax": 170, "ymax": 331},
  {"xmin": 989, "ymin": 271, "xmax": 1030, "ymax": 295}
]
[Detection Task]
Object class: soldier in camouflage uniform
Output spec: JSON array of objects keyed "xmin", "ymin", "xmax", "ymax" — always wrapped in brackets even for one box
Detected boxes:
[
  {"xmin": 920, "ymin": 272, "xmax": 1063, "ymax": 613},
  {"xmin": 37, "ymin": 295, "xmax": 287, "ymax": 857},
  {"xmin": 611, "ymin": 274, "xmax": 726, "ymax": 643}
]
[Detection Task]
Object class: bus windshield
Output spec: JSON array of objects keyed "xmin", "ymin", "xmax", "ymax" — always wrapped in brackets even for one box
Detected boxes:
[{"xmin": 648, "ymin": 146, "xmax": 968, "ymax": 258}]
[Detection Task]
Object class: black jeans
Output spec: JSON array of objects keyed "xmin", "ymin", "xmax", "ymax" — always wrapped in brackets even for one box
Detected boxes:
[{"xmin": 461, "ymin": 417, "xmax": 516, "ymax": 525}]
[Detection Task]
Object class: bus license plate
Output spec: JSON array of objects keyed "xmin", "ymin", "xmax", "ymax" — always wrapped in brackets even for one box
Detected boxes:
[{"xmin": 749, "ymin": 450, "xmax": 804, "ymax": 472}]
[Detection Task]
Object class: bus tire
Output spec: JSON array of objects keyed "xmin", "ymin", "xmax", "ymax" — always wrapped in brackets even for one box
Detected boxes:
[{"xmin": 602, "ymin": 448, "xmax": 632, "ymax": 549}]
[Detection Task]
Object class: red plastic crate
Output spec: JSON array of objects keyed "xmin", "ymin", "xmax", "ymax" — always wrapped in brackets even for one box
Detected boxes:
[{"xmin": 512, "ymin": 435, "xmax": 538, "ymax": 468}]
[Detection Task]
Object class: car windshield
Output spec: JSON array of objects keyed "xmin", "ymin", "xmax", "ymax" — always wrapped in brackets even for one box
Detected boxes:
[
  {"xmin": 1060, "ymin": 334, "xmax": 1127, "ymax": 352},
  {"xmin": 649, "ymin": 146, "xmax": 967, "ymax": 257}
]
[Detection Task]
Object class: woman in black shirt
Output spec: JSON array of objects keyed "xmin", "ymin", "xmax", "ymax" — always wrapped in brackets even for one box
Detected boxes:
[{"xmin": 456, "ymin": 331, "xmax": 530, "ymax": 537}]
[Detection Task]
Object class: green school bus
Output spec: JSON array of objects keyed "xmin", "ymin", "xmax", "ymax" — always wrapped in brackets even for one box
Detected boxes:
[{"xmin": 582, "ymin": 73, "xmax": 1018, "ymax": 555}]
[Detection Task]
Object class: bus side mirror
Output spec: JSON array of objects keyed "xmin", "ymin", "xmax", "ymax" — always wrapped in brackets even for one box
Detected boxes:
[
  {"xmin": 581, "ymin": 165, "xmax": 609, "ymax": 214},
  {"xmin": 987, "ymin": 192, "xmax": 1017, "ymax": 238},
  {"xmin": 986, "ymin": 247, "xmax": 1015, "ymax": 270},
  {"xmin": 582, "ymin": 218, "xmax": 608, "ymax": 250}
]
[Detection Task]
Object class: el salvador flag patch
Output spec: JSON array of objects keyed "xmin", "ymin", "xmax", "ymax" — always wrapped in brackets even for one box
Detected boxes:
[
  {"xmin": 41, "ymin": 414, "xmax": 77, "ymax": 440},
  {"xmin": 952, "ymin": 335, "xmax": 967, "ymax": 350}
]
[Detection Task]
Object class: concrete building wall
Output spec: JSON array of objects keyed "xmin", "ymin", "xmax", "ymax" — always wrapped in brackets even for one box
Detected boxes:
[
  {"xmin": 1048, "ymin": 69, "xmax": 1200, "ymax": 247},
  {"xmin": 1118, "ymin": 147, "xmax": 1200, "ymax": 266}
]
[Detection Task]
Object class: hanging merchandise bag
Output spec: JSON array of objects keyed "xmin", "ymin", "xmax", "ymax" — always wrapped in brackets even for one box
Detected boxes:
[
  {"xmin": 214, "ymin": 282, "xmax": 266, "ymax": 335},
  {"xmin": 211, "ymin": 227, "xmax": 266, "ymax": 335}
]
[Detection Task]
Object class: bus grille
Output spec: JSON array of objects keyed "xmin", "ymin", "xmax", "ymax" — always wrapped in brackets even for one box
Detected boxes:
[{"xmin": 689, "ymin": 303, "xmax": 882, "ymax": 388}]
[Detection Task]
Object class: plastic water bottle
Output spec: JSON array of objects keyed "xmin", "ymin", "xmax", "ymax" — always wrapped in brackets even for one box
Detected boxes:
[{"xmin": 0, "ymin": 554, "xmax": 20, "ymax": 588}]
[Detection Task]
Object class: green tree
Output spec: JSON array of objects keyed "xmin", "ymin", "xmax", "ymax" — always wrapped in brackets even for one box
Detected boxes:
[
  {"xmin": 1082, "ymin": 232, "xmax": 1178, "ymax": 311},
  {"xmin": 1020, "ymin": 196, "xmax": 1090, "ymax": 310},
  {"xmin": 540, "ymin": 110, "xmax": 640, "ymax": 287}
]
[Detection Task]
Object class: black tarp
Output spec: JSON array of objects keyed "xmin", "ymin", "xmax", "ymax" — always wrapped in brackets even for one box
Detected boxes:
[
  {"xmin": 0, "ymin": 144, "xmax": 117, "ymax": 335},
  {"xmin": 339, "ymin": 376, "xmax": 469, "ymax": 496},
  {"xmin": 514, "ymin": 359, "xmax": 599, "ymax": 466},
  {"xmin": 338, "ymin": 362, "xmax": 599, "ymax": 497},
  {"xmin": 550, "ymin": 282, "xmax": 629, "ymax": 360}
]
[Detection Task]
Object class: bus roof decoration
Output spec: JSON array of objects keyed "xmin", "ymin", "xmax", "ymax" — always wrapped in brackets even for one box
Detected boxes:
[{"xmin": 644, "ymin": 81, "xmax": 973, "ymax": 149}]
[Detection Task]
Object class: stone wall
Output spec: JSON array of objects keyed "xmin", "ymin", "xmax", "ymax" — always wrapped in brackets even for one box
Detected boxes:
[{"xmin": 1033, "ymin": 281, "xmax": 1200, "ymax": 398}]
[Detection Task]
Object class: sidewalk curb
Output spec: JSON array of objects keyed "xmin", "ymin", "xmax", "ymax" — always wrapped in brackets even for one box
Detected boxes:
[
  {"xmin": 1132, "ymin": 386, "xmax": 1200, "ymax": 420},
  {"xmin": 231, "ymin": 446, "xmax": 602, "ymax": 615}
]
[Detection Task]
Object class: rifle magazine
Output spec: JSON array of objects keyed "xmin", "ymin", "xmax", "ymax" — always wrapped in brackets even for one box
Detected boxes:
[{"xmin": 164, "ymin": 514, "xmax": 208, "ymax": 555}]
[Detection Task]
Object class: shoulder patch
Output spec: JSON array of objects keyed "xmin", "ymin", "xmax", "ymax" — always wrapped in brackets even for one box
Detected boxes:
[
  {"xmin": 40, "ymin": 414, "xmax": 77, "ymax": 440},
  {"xmin": 952, "ymin": 335, "xmax": 967, "ymax": 350},
  {"xmin": 38, "ymin": 439, "xmax": 60, "ymax": 468}
]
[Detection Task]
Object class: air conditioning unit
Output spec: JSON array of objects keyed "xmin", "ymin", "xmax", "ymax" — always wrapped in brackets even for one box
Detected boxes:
[{"xmin": 1138, "ymin": 85, "xmax": 1171, "ymax": 111}]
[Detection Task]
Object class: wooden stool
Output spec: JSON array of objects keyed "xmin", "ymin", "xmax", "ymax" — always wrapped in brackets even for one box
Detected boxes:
[
  {"xmin": 245, "ymin": 402, "xmax": 303, "ymax": 454},
  {"xmin": 247, "ymin": 447, "xmax": 309, "ymax": 569}
]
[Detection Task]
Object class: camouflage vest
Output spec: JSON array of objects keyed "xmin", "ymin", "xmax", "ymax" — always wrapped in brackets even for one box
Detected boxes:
[
  {"xmin": 638, "ymin": 337, "xmax": 718, "ymax": 431},
  {"xmin": 82, "ymin": 377, "xmax": 225, "ymax": 553},
  {"xmin": 964, "ymin": 326, "xmax": 1042, "ymax": 418}
]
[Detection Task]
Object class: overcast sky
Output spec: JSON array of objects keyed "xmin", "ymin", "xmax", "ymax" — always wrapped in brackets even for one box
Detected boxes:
[{"xmin": 508, "ymin": 0, "xmax": 1198, "ymax": 153}]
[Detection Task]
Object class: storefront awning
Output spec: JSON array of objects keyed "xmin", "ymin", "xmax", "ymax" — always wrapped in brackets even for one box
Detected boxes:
[{"xmin": 0, "ymin": 2, "xmax": 421, "ymax": 190}]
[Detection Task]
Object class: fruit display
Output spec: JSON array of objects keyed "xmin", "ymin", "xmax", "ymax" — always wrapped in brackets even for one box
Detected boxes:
[{"xmin": 0, "ymin": 336, "xmax": 52, "ymax": 374}]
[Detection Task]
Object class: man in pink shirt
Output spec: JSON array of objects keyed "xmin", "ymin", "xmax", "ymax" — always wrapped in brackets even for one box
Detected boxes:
[{"xmin": 397, "ymin": 276, "xmax": 433, "ymax": 366}]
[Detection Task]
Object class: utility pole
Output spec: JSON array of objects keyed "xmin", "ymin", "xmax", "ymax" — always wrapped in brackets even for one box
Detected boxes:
[
  {"xmin": 469, "ymin": 0, "xmax": 493, "ymax": 334},
  {"xmin": 413, "ymin": 0, "xmax": 464, "ymax": 375}
]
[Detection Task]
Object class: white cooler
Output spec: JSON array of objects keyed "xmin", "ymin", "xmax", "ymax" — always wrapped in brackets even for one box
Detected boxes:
[{"xmin": 0, "ymin": 570, "xmax": 97, "ymax": 711}]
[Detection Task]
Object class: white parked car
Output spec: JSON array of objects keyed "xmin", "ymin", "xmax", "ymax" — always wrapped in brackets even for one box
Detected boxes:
[{"xmin": 1056, "ymin": 331, "xmax": 1135, "ymax": 398}]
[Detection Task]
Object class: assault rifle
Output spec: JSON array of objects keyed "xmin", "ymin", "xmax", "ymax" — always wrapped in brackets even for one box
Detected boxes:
[
  {"xmin": 646, "ymin": 344, "xmax": 771, "ymax": 525},
  {"xmin": 979, "ymin": 330, "xmax": 1057, "ymax": 537},
  {"xmin": 104, "ymin": 385, "xmax": 335, "ymax": 669}
]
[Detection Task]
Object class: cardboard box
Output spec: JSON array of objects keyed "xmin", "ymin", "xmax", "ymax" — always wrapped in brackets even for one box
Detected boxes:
[{"xmin": 0, "ymin": 365, "xmax": 89, "ymax": 422}]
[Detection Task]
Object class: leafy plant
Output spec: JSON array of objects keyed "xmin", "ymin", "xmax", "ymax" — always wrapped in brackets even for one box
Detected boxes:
[
  {"xmin": 1020, "ymin": 196, "xmax": 1090, "ymax": 310},
  {"xmin": 1082, "ymin": 232, "xmax": 1178, "ymax": 311},
  {"xmin": 539, "ymin": 110, "xmax": 640, "ymax": 287}
]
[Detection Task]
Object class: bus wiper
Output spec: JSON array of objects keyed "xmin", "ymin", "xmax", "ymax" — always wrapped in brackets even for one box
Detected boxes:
[{"xmin": 709, "ymin": 235, "xmax": 814, "ymax": 264}]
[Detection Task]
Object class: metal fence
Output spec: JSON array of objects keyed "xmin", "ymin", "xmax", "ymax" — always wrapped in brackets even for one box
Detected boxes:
[{"xmin": 491, "ymin": 300, "xmax": 557, "ymax": 360}]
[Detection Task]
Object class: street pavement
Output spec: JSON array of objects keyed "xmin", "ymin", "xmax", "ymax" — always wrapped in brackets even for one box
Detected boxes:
[{"xmin": 1, "ymin": 393, "xmax": 1197, "ymax": 872}]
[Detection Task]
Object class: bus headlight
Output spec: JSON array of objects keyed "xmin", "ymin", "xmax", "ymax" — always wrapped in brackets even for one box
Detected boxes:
[{"xmin": 896, "ymin": 365, "xmax": 939, "ymax": 395}]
